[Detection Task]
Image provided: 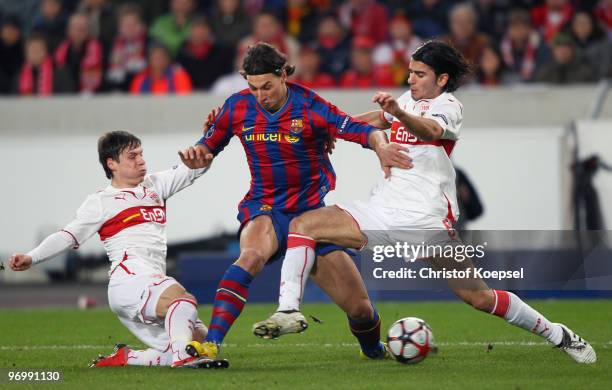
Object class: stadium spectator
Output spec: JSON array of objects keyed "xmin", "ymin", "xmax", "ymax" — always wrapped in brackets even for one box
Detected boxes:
[
  {"xmin": 531, "ymin": 0, "xmax": 574, "ymax": 43},
  {"xmin": 472, "ymin": 0, "xmax": 509, "ymax": 42},
  {"xmin": 500, "ymin": 8, "xmax": 551, "ymax": 83},
  {"xmin": 149, "ymin": 0, "xmax": 195, "ymax": 57},
  {"xmin": 30, "ymin": 0, "xmax": 67, "ymax": 52},
  {"xmin": 535, "ymin": 33, "xmax": 595, "ymax": 84},
  {"xmin": 477, "ymin": 44, "xmax": 508, "ymax": 86},
  {"xmin": 176, "ymin": 15, "xmax": 233, "ymax": 90},
  {"xmin": 130, "ymin": 42, "xmax": 192, "ymax": 94},
  {"xmin": 14, "ymin": 33, "xmax": 75, "ymax": 96},
  {"xmin": 339, "ymin": 35, "xmax": 395, "ymax": 88},
  {"xmin": 210, "ymin": 49, "xmax": 247, "ymax": 94},
  {"xmin": 373, "ymin": 14, "xmax": 423, "ymax": 86},
  {"xmin": 338, "ymin": 0, "xmax": 389, "ymax": 44},
  {"xmin": 291, "ymin": 45, "xmax": 335, "ymax": 89},
  {"xmin": 568, "ymin": 11, "xmax": 606, "ymax": 51},
  {"xmin": 0, "ymin": 0, "xmax": 39, "ymax": 30},
  {"xmin": 54, "ymin": 12, "xmax": 104, "ymax": 93},
  {"xmin": 442, "ymin": 3, "xmax": 490, "ymax": 71},
  {"xmin": 0, "ymin": 15, "xmax": 23, "ymax": 94},
  {"xmin": 105, "ymin": 3, "xmax": 148, "ymax": 92},
  {"xmin": 594, "ymin": 0, "xmax": 612, "ymax": 36},
  {"xmin": 283, "ymin": 0, "xmax": 322, "ymax": 44},
  {"xmin": 585, "ymin": 37, "xmax": 612, "ymax": 79},
  {"xmin": 405, "ymin": 0, "xmax": 451, "ymax": 39},
  {"xmin": 209, "ymin": 0, "xmax": 251, "ymax": 49},
  {"xmin": 314, "ymin": 14, "xmax": 351, "ymax": 79},
  {"xmin": 77, "ymin": 0, "xmax": 116, "ymax": 47},
  {"xmin": 238, "ymin": 11, "xmax": 299, "ymax": 66}
]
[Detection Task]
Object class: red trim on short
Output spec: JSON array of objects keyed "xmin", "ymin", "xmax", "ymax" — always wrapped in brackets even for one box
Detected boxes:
[
  {"xmin": 169, "ymin": 298, "xmax": 197, "ymax": 308},
  {"xmin": 60, "ymin": 229, "xmax": 80, "ymax": 249},
  {"xmin": 287, "ymin": 233, "xmax": 315, "ymax": 249},
  {"xmin": 442, "ymin": 193, "xmax": 456, "ymax": 223},
  {"xmin": 492, "ymin": 290, "xmax": 510, "ymax": 317}
]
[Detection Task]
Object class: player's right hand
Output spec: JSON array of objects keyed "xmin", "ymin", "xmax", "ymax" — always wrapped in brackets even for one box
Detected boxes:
[
  {"xmin": 8, "ymin": 254, "xmax": 32, "ymax": 271},
  {"xmin": 179, "ymin": 145, "xmax": 214, "ymax": 169},
  {"xmin": 202, "ymin": 106, "xmax": 221, "ymax": 134},
  {"xmin": 376, "ymin": 143, "xmax": 413, "ymax": 178}
]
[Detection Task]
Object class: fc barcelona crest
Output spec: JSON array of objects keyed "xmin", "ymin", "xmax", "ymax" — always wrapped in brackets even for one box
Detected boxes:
[{"xmin": 290, "ymin": 119, "xmax": 304, "ymax": 134}]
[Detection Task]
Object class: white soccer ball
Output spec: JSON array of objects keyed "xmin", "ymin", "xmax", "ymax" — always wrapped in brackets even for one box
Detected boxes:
[{"xmin": 387, "ymin": 317, "xmax": 435, "ymax": 364}]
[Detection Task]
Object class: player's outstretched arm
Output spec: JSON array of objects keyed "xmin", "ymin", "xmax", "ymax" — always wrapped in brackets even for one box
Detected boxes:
[
  {"xmin": 373, "ymin": 92, "xmax": 444, "ymax": 141},
  {"xmin": 353, "ymin": 110, "xmax": 390, "ymax": 129},
  {"xmin": 7, "ymin": 230, "xmax": 77, "ymax": 271}
]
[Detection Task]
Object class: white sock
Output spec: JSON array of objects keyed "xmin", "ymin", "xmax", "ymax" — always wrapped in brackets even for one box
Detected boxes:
[
  {"xmin": 277, "ymin": 233, "xmax": 316, "ymax": 312},
  {"xmin": 126, "ymin": 347, "xmax": 173, "ymax": 366},
  {"xmin": 164, "ymin": 298, "xmax": 198, "ymax": 363},
  {"xmin": 491, "ymin": 290, "xmax": 563, "ymax": 345}
]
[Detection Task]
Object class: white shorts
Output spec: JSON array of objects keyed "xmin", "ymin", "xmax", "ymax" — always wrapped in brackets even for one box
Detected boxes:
[
  {"xmin": 108, "ymin": 274, "xmax": 178, "ymax": 351},
  {"xmin": 337, "ymin": 200, "xmax": 457, "ymax": 250}
]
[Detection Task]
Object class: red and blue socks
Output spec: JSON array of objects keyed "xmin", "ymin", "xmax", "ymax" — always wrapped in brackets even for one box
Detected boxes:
[{"xmin": 205, "ymin": 264, "xmax": 253, "ymax": 345}]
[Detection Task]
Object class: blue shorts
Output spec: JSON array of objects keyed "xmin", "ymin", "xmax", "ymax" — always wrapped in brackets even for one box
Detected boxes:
[{"xmin": 237, "ymin": 200, "xmax": 354, "ymax": 264}]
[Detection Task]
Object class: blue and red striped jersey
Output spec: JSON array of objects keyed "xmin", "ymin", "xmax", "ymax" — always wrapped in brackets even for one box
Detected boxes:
[{"xmin": 197, "ymin": 82, "xmax": 377, "ymax": 213}]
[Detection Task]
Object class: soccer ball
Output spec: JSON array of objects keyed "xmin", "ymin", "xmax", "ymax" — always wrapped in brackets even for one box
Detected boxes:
[{"xmin": 387, "ymin": 317, "xmax": 434, "ymax": 364}]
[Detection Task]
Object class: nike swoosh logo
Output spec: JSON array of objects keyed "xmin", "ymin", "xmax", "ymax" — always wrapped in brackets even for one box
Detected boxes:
[{"xmin": 242, "ymin": 126, "xmax": 255, "ymax": 132}]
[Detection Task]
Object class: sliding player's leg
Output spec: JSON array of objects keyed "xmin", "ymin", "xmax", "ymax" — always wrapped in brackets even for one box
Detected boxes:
[
  {"xmin": 192, "ymin": 216, "xmax": 278, "ymax": 358},
  {"xmin": 431, "ymin": 256, "xmax": 596, "ymax": 363},
  {"xmin": 252, "ymin": 206, "xmax": 366, "ymax": 338},
  {"xmin": 279, "ymin": 206, "xmax": 365, "ymax": 312}
]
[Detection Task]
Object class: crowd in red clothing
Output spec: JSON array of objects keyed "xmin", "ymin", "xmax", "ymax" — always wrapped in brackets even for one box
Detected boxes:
[{"xmin": 0, "ymin": 0, "xmax": 610, "ymax": 97}]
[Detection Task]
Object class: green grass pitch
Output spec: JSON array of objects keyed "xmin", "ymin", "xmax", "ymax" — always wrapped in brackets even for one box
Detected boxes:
[{"xmin": 0, "ymin": 300, "xmax": 610, "ymax": 389}]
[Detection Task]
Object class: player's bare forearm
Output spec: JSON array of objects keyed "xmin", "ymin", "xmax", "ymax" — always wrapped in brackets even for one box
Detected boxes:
[
  {"xmin": 354, "ymin": 110, "xmax": 390, "ymax": 129},
  {"xmin": 373, "ymin": 91, "xmax": 443, "ymax": 141},
  {"xmin": 394, "ymin": 111, "xmax": 444, "ymax": 141}
]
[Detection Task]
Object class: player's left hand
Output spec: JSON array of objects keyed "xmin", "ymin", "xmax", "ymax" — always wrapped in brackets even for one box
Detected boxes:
[
  {"xmin": 178, "ymin": 145, "xmax": 214, "ymax": 169},
  {"xmin": 376, "ymin": 143, "xmax": 413, "ymax": 178},
  {"xmin": 373, "ymin": 92, "xmax": 401, "ymax": 117}
]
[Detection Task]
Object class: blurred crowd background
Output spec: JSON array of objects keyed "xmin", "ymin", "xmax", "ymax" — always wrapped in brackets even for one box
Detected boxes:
[{"xmin": 0, "ymin": 0, "xmax": 610, "ymax": 97}]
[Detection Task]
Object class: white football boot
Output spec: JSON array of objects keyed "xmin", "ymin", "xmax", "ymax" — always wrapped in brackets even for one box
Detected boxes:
[
  {"xmin": 555, "ymin": 323, "xmax": 597, "ymax": 364},
  {"xmin": 253, "ymin": 311, "xmax": 308, "ymax": 339}
]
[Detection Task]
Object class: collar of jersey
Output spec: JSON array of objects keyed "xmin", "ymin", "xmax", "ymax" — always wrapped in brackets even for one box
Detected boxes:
[{"xmin": 255, "ymin": 87, "xmax": 292, "ymax": 119}]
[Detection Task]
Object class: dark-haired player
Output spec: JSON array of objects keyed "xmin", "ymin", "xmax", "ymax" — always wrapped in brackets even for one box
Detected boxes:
[
  {"xmin": 179, "ymin": 42, "xmax": 412, "ymax": 361},
  {"xmin": 255, "ymin": 41, "xmax": 596, "ymax": 364},
  {"xmin": 7, "ymin": 131, "xmax": 217, "ymax": 368}
]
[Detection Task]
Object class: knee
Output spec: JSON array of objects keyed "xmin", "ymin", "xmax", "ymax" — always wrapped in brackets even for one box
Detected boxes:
[
  {"xmin": 236, "ymin": 248, "xmax": 267, "ymax": 275},
  {"xmin": 346, "ymin": 300, "xmax": 374, "ymax": 322},
  {"xmin": 288, "ymin": 216, "xmax": 310, "ymax": 236}
]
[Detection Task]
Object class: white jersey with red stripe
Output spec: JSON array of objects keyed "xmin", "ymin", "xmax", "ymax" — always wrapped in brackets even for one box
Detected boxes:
[
  {"xmin": 61, "ymin": 164, "xmax": 207, "ymax": 280},
  {"xmin": 371, "ymin": 91, "xmax": 463, "ymax": 222}
]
